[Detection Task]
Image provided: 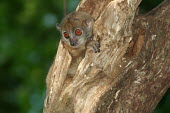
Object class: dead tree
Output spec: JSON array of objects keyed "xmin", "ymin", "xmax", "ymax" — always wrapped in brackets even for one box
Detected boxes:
[{"xmin": 43, "ymin": 0, "xmax": 170, "ymax": 113}]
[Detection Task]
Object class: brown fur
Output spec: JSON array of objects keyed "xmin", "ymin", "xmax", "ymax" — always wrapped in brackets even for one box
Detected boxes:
[{"xmin": 58, "ymin": 11, "xmax": 100, "ymax": 80}]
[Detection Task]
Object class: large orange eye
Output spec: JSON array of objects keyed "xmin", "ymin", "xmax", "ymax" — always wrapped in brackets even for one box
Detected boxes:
[
  {"xmin": 75, "ymin": 29, "xmax": 82, "ymax": 36},
  {"xmin": 63, "ymin": 32, "xmax": 69, "ymax": 39}
]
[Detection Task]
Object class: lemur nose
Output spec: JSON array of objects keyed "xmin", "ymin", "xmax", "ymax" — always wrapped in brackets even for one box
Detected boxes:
[{"xmin": 70, "ymin": 42, "xmax": 75, "ymax": 46}]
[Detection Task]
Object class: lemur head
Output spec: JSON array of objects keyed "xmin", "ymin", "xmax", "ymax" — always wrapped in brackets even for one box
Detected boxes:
[{"xmin": 56, "ymin": 11, "xmax": 94, "ymax": 48}]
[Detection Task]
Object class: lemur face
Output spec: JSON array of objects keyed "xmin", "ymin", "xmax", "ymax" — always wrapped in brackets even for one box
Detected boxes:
[{"xmin": 57, "ymin": 11, "xmax": 94, "ymax": 48}]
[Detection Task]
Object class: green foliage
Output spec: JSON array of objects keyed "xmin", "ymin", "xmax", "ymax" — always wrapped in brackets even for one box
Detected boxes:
[
  {"xmin": 0, "ymin": 0, "xmax": 79, "ymax": 113},
  {"xmin": 0, "ymin": 0, "xmax": 168, "ymax": 113}
]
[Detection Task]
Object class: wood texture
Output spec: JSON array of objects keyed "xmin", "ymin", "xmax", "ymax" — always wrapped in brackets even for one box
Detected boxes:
[{"xmin": 43, "ymin": 0, "xmax": 170, "ymax": 113}]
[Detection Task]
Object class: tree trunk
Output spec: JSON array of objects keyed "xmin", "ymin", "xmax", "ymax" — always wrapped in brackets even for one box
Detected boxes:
[{"xmin": 43, "ymin": 0, "xmax": 170, "ymax": 113}]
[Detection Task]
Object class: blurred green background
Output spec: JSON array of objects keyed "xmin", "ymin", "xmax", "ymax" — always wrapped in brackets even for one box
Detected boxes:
[{"xmin": 0, "ymin": 0, "xmax": 169, "ymax": 113}]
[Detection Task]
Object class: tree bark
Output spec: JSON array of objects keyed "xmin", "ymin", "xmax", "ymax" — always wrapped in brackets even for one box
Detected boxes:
[{"xmin": 43, "ymin": 0, "xmax": 170, "ymax": 113}]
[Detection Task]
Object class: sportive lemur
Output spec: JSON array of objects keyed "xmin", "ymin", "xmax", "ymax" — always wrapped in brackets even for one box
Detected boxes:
[{"xmin": 57, "ymin": 11, "xmax": 100, "ymax": 78}]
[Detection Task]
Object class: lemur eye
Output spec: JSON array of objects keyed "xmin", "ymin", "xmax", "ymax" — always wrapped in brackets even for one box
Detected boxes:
[
  {"xmin": 75, "ymin": 29, "xmax": 82, "ymax": 36},
  {"xmin": 63, "ymin": 32, "xmax": 69, "ymax": 38}
]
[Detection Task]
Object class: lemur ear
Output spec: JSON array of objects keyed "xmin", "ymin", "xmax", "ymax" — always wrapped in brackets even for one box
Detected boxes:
[
  {"xmin": 56, "ymin": 24, "xmax": 61, "ymax": 31},
  {"xmin": 85, "ymin": 18, "xmax": 94, "ymax": 29}
]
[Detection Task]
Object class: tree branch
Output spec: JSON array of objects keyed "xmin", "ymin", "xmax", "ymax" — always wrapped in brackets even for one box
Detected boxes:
[{"xmin": 43, "ymin": 0, "xmax": 170, "ymax": 113}]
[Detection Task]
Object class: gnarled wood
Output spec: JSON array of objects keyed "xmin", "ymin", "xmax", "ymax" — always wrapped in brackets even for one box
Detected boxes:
[{"xmin": 43, "ymin": 0, "xmax": 170, "ymax": 113}]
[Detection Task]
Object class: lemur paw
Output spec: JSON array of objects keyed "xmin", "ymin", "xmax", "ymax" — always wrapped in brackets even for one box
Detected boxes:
[
  {"xmin": 87, "ymin": 40, "xmax": 100, "ymax": 53},
  {"xmin": 93, "ymin": 42, "xmax": 100, "ymax": 53}
]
